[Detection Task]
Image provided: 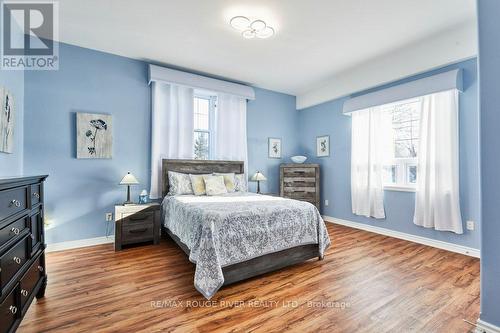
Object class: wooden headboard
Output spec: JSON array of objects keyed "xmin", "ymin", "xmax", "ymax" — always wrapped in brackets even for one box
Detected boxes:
[{"xmin": 162, "ymin": 159, "xmax": 244, "ymax": 197}]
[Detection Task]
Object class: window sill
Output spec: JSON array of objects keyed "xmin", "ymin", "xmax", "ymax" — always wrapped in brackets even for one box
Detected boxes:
[{"xmin": 384, "ymin": 185, "xmax": 416, "ymax": 192}]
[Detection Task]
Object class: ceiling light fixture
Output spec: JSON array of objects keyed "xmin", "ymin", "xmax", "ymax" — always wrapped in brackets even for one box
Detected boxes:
[{"xmin": 230, "ymin": 16, "xmax": 275, "ymax": 39}]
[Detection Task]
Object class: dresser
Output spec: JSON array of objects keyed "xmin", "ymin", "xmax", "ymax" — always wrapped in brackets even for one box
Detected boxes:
[
  {"xmin": 280, "ymin": 164, "xmax": 320, "ymax": 210},
  {"xmin": 0, "ymin": 176, "xmax": 48, "ymax": 333}
]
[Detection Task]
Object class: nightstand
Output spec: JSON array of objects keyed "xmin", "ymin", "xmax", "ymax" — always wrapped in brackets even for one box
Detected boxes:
[{"xmin": 114, "ymin": 202, "xmax": 161, "ymax": 251}]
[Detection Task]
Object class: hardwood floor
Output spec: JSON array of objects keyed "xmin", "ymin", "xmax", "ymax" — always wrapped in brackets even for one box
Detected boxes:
[{"xmin": 19, "ymin": 224, "xmax": 480, "ymax": 333}]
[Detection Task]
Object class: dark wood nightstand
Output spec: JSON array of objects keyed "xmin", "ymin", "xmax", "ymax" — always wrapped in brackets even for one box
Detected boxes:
[{"xmin": 114, "ymin": 202, "xmax": 161, "ymax": 251}]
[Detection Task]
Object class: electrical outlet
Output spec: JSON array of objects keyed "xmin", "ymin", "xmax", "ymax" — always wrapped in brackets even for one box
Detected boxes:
[
  {"xmin": 105, "ymin": 213, "xmax": 113, "ymax": 222},
  {"xmin": 325, "ymin": 199, "xmax": 329, "ymax": 206},
  {"xmin": 466, "ymin": 220, "xmax": 475, "ymax": 231}
]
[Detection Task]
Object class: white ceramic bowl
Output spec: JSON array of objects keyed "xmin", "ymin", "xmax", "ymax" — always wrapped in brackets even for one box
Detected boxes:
[{"xmin": 291, "ymin": 155, "xmax": 307, "ymax": 164}]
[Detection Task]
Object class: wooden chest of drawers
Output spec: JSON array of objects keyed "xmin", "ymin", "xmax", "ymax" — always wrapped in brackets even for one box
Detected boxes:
[
  {"xmin": 280, "ymin": 164, "xmax": 320, "ymax": 210},
  {"xmin": 0, "ymin": 175, "xmax": 47, "ymax": 333}
]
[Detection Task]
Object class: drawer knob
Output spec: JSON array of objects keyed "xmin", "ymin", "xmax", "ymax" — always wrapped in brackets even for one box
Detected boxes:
[
  {"xmin": 11, "ymin": 227, "xmax": 20, "ymax": 235},
  {"xmin": 10, "ymin": 199, "xmax": 21, "ymax": 208},
  {"xmin": 21, "ymin": 289, "xmax": 29, "ymax": 297},
  {"xmin": 9, "ymin": 305, "xmax": 17, "ymax": 314},
  {"xmin": 38, "ymin": 265, "xmax": 44, "ymax": 272},
  {"xmin": 13, "ymin": 256, "xmax": 21, "ymax": 264},
  {"xmin": 33, "ymin": 192, "xmax": 40, "ymax": 199}
]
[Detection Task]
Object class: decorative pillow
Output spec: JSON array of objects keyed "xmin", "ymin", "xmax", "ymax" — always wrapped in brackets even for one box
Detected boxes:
[
  {"xmin": 214, "ymin": 173, "xmax": 236, "ymax": 192},
  {"xmin": 189, "ymin": 174, "xmax": 212, "ymax": 196},
  {"xmin": 234, "ymin": 174, "xmax": 248, "ymax": 192},
  {"xmin": 203, "ymin": 175, "xmax": 228, "ymax": 196},
  {"xmin": 168, "ymin": 171, "xmax": 193, "ymax": 195}
]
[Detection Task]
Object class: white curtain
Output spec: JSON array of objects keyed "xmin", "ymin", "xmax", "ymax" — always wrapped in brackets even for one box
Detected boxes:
[
  {"xmin": 414, "ymin": 90, "xmax": 463, "ymax": 234},
  {"xmin": 214, "ymin": 93, "xmax": 248, "ymax": 173},
  {"xmin": 351, "ymin": 107, "xmax": 392, "ymax": 219},
  {"xmin": 150, "ymin": 82, "xmax": 194, "ymax": 198}
]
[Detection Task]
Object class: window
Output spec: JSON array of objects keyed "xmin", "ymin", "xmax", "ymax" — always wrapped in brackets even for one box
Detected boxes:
[
  {"xmin": 381, "ymin": 98, "xmax": 421, "ymax": 190},
  {"xmin": 193, "ymin": 95, "xmax": 215, "ymax": 160}
]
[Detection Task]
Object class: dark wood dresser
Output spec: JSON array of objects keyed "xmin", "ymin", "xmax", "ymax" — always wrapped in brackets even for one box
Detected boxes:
[
  {"xmin": 0, "ymin": 176, "xmax": 48, "ymax": 333},
  {"xmin": 280, "ymin": 164, "xmax": 320, "ymax": 210}
]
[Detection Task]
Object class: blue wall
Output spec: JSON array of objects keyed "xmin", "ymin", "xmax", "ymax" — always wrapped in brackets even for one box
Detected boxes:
[
  {"xmin": 23, "ymin": 42, "xmax": 298, "ymax": 243},
  {"xmin": 0, "ymin": 20, "xmax": 24, "ymax": 176},
  {"xmin": 24, "ymin": 43, "xmax": 151, "ymax": 243},
  {"xmin": 298, "ymin": 58, "xmax": 480, "ymax": 249},
  {"xmin": 477, "ymin": 0, "xmax": 500, "ymax": 326},
  {"xmin": 247, "ymin": 88, "xmax": 298, "ymax": 194}
]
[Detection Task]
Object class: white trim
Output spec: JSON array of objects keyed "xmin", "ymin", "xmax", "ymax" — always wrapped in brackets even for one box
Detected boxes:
[
  {"xmin": 342, "ymin": 69, "xmax": 462, "ymax": 114},
  {"xmin": 148, "ymin": 65, "xmax": 255, "ymax": 100},
  {"xmin": 46, "ymin": 236, "xmax": 114, "ymax": 253},
  {"xmin": 476, "ymin": 319, "xmax": 500, "ymax": 333},
  {"xmin": 323, "ymin": 216, "xmax": 480, "ymax": 258}
]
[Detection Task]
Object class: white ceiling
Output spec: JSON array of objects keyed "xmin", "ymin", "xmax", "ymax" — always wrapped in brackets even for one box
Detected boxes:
[{"xmin": 56, "ymin": 0, "xmax": 477, "ymax": 107}]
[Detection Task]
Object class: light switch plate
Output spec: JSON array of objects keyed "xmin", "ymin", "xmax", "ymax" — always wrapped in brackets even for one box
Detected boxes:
[
  {"xmin": 466, "ymin": 220, "xmax": 475, "ymax": 231},
  {"xmin": 325, "ymin": 200, "xmax": 329, "ymax": 206}
]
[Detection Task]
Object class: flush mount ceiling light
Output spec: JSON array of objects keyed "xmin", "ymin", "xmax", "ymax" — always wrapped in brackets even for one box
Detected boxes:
[{"xmin": 230, "ymin": 16, "xmax": 275, "ymax": 39}]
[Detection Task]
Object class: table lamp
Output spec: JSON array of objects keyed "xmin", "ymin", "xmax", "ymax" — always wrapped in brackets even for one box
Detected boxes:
[
  {"xmin": 251, "ymin": 171, "xmax": 267, "ymax": 194},
  {"xmin": 120, "ymin": 172, "xmax": 139, "ymax": 205}
]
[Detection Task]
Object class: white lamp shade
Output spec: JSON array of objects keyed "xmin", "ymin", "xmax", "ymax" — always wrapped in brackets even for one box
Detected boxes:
[
  {"xmin": 120, "ymin": 172, "xmax": 139, "ymax": 185},
  {"xmin": 251, "ymin": 171, "xmax": 267, "ymax": 181}
]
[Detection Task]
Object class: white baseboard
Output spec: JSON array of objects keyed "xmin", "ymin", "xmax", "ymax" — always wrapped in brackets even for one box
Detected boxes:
[
  {"xmin": 46, "ymin": 236, "xmax": 114, "ymax": 253},
  {"xmin": 323, "ymin": 216, "xmax": 480, "ymax": 258},
  {"xmin": 476, "ymin": 319, "xmax": 500, "ymax": 333}
]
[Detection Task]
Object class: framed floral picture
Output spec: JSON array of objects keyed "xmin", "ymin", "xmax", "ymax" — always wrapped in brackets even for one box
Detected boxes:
[
  {"xmin": 268, "ymin": 137, "xmax": 282, "ymax": 159},
  {"xmin": 316, "ymin": 135, "xmax": 330, "ymax": 157},
  {"xmin": 76, "ymin": 112, "xmax": 113, "ymax": 159}
]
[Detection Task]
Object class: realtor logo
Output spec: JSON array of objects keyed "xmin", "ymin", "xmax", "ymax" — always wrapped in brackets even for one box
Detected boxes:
[{"xmin": 1, "ymin": 1, "xmax": 59, "ymax": 70}]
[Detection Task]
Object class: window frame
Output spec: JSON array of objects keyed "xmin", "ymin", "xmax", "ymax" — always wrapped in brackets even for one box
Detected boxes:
[
  {"xmin": 193, "ymin": 93, "xmax": 216, "ymax": 160},
  {"xmin": 381, "ymin": 98, "xmax": 421, "ymax": 192}
]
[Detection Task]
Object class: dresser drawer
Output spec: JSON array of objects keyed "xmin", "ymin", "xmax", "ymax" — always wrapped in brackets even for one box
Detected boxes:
[
  {"xmin": 122, "ymin": 223, "xmax": 154, "ymax": 244},
  {"xmin": 121, "ymin": 211, "xmax": 154, "ymax": 225},
  {"xmin": 283, "ymin": 186, "xmax": 316, "ymax": 193},
  {"xmin": 19, "ymin": 253, "xmax": 44, "ymax": 310},
  {"xmin": 283, "ymin": 177, "xmax": 316, "ymax": 187},
  {"xmin": 0, "ymin": 217, "xmax": 28, "ymax": 247},
  {"xmin": 1, "ymin": 237, "xmax": 29, "ymax": 293},
  {"xmin": 0, "ymin": 286, "xmax": 18, "ymax": 333},
  {"xmin": 0, "ymin": 187, "xmax": 28, "ymax": 221},
  {"xmin": 283, "ymin": 167, "xmax": 316, "ymax": 177},
  {"xmin": 30, "ymin": 184, "xmax": 42, "ymax": 206},
  {"xmin": 29, "ymin": 211, "xmax": 43, "ymax": 256},
  {"xmin": 283, "ymin": 189, "xmax": 317, "ymax": 200}
]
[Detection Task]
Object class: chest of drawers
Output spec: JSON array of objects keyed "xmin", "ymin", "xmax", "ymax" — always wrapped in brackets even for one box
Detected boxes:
[
  {"xmin": 280, "ymin": 164, "xmax": 320, "ymax": 210},
  {"xmin": 0, "ymin": 176, "xmax": 47, "ymax": 333}
]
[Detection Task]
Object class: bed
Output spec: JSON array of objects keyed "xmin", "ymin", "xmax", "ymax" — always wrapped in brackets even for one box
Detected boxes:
[{"xmin": 160, "ymin": 159, "xmax": 331, "ymax": 299}]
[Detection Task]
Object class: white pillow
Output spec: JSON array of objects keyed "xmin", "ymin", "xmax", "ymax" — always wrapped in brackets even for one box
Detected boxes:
[
  {"xmin": 234, "ymin": 174, "xmax": 248, "ymax": 192},
  {"xmin": 189, "ymin": 174, "xmax": 212, "ymax": 196},
  {"xmin": 213, "ymin": 173, "xmax": 236, "ymax": 192},
  {"xmin": 203, "ymin": 175, "xmax": 228, "ymax": 196},
  {"xmin": 168, "ymin": 171, "xmax": 193, "ymax": 195}
]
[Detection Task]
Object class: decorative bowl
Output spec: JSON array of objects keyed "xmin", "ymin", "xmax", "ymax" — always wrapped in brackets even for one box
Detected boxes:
[{"xmin": 291, "ymin": 156, "xmax": 307, "ymax": 164}]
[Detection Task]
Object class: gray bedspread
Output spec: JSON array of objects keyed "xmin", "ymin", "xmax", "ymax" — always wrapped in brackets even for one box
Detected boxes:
[{"xmin": 162, "ymin": 192, "xmax": 331, "ymax": 299}]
